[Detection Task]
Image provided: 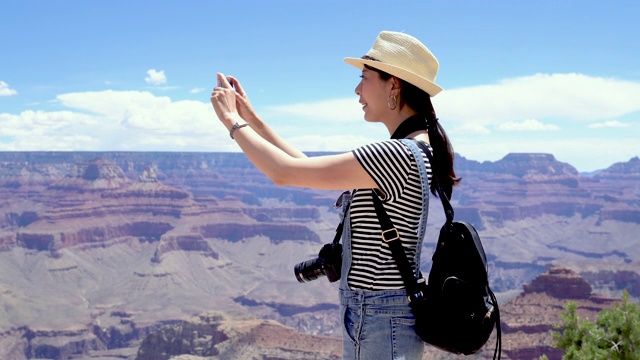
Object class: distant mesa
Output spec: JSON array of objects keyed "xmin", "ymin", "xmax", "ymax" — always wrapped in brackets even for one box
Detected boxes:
[
  {"xmin": 523, "ymin": 267, "xmax": 592, "ymax": 299},
  {"xmin": 50, "ymin": 157, "xmax": 132, "ymax": 191},
  {"xmin": 455, "ymin": 152, "xmax": 579, "ymax": 178},
  {"xmin": 496, "ymin": 153, "xmax": 579, "ymax": 178},
  {"xmin": 602, "ymin": 156, "xmax": 640, "ymax": 175},
  {"xmin": 499, "ymin": 267, "xmax": 619, "ymax": 359},
  {"xmin": 80, "ymin": 158, "xmax": 126, "ymax": 181}
]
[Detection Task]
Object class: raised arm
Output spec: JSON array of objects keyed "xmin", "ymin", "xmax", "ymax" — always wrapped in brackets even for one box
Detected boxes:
[
  {"xmin": 227, "ymin": 75, "xmax": 307, "ymax": 159},
  {"xmin": 211, "ymin": 74, "xmax": 376, "ymax": 191}
]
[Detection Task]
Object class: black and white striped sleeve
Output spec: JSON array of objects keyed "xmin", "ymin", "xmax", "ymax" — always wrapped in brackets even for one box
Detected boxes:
[{"xmin": 352, "ymin": 140, "xmax": 413, "ymax": 202}]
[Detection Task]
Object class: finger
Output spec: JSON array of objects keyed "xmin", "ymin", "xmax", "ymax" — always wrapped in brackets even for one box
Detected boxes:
[
  {"xmin": 217, "ymin": 73, "xmax": 231, "ymax": 88},
  {"xmin": 227, "ymin": 75, "xmax": 245, "ymax": 96}
]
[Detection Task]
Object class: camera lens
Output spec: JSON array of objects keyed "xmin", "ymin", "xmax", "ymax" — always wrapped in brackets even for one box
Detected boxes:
[{"xmin": 294, "ymin": 258, "xmax": 326, "ymax": 283}]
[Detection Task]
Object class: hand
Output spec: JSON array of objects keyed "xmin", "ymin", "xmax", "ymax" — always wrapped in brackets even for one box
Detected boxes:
[
  {"xmin": 210, "ymin": 73, "xmax": 241, "ymax": 129},
  {"xmin": 226, "ymin": 75, "xmax": 257, "ymax": 124}
]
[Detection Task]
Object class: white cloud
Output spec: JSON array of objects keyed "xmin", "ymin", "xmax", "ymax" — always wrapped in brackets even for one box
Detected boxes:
[
  {"xmin": 0, "ymin": 81, "xmax": 17, "ymax": 96},
  {"xmin": 588, "ymin": 120, "xmax": 630, "ymax": 129},
  {"xmin": 433, "ymin": 73, "xmax": 640, "ymax": 128},
  {"xmin": 57, "ymin": 90, "xmax": 215, "ymax": 135},
  {"xmin": 190, "ymin": 87, "xmax": 205, "ymax": 94},
  {"xmin": 256, "ymin": 73, "xmax": 639, "ymax": 171},
  {"xmin": 0, "ymin": 90, "xmax": 228, "ymax": 151},
  {"xmin": 261, "ymin": 73, "xmax": 640, "ymax": 135},
  {"xmin": 0, "ymin": 110, "xmax": 100, "ymax": 150},
  {"xmin": 290, "ymin": 134, "xmax": 378, "ymax": 153},
  {"xmin": 451, "ymin": 123, "xmax": 491, "ymax": 134},
  {"xmin": 499, "ymin": 119, "xmax": 560, "ymax": 132},
  {"xmin": 266, "ymin": 98, "xmax": 362, "ymax": 123},
  {"xmin": 0, "ymin": 110, "xmax": 95, "ymax": 135},
  {"xmin": 144, "ymin": 69, "xmax": 167, "ymax": 85},
  {"xmin": 1, "ymin": 72, "xmax": 637, "ymax": 172}
]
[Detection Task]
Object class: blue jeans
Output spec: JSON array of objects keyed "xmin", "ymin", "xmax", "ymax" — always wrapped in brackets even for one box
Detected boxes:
[{"xmin": 340, "ymin": 288, "xmax": 424, "ymax": 360}]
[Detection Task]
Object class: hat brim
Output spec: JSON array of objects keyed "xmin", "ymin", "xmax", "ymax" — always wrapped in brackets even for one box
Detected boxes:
[{"xmin": 344, "ymin": 57, "xmax": 443, "ymax": 97}]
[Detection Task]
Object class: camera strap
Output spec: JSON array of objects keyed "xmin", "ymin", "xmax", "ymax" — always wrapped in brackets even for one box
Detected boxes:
[
  {"xmin": 331, "ymin": 219, "xmax": 345, "ymax": 245},
  {"xmin": 331, "ymin": 190, "xmax": 354, "ymax": 245}
]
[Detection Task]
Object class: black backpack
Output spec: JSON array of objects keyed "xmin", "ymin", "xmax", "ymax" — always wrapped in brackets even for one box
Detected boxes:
[{"xmin": 372, "ymin": 139, "xmax": 501, "ymax": 359}]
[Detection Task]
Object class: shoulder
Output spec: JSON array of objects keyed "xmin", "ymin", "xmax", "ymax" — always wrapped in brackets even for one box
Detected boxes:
[
  {"xmin": 351, "ymin": 140, "xmax": 418, "ymax": 201},
  {"xmin": 353, "ymin": 139, "xmax": 412, "ymax": 160}
]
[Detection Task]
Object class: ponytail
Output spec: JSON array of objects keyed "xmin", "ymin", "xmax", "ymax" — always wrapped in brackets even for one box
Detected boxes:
[
  {"xmin": 401, "ymin": 81, "xmax": 460, "ymax": 199},
  {"xmin": 364, "ymin": 65, "xmax": 460, "ymax": 198}
]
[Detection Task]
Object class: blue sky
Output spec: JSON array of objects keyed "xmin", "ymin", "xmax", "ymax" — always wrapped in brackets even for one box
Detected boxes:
[{"xmin": 1, "ymin": 1, "xmax": 638, "ymax": 172}]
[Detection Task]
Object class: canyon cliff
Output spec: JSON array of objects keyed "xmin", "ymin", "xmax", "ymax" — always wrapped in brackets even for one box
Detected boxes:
[
  {"xmin": 0, "ymin": 151, "xmax": 637, "ymax": 359},
  {"xmin": 134, "ymin": 267, "xmax": 618, "ymax": 360}
]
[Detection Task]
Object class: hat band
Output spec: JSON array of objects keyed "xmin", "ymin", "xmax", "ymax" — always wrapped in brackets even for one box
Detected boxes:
[{"xmin": 361, "ymin": 55, "xmax": 390, "ymax": 74}]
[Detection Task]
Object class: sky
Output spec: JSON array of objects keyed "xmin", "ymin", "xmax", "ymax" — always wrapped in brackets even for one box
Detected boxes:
[{"xmin": 1, "ymin": 1, "xmax": 638, "ymax": 173}]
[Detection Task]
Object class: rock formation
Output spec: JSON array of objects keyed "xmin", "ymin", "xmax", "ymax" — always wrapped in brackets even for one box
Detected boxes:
[
  {"xmin": 498, "ymin": 267, "xmax": 618, "ymax": 360},
  {"xmin": 132, "ymin": 268, "xmax": 625, "ymax": 360},
  {"xmin": 523, "ymin": 267, "xmax": 592, "ymax": 299},
  {"xmin": 0, "ymin": 151, "xmax": 637, "ymax": 359},
  {"xmin": 135, "ymin": 312, "xmax": 342, "ymax": 360}
]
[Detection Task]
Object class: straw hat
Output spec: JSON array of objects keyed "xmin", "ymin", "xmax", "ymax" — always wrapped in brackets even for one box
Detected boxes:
[{"xmin": 344, "ymin": 31, "xmax": 443, "ymax": 97}]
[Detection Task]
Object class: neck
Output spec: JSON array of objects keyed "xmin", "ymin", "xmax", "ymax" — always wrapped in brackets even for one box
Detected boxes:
[
  {"xmin": 385, "ymin": 108, "xmax": 417, "ymax": 136},
  {"xmin": 390, "ymin": 113, "xmax": 428, "ymax": 140}
]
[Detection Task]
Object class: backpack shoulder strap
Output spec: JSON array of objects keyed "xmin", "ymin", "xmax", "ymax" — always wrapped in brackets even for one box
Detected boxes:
[
  {"xmin": 369, "ymin": 139, "xmax": 432, "ymax": 298},
  {"xmin": 412, "ymin": 139, "xmax": 454, "ymax": 223},
  {"xmin": 370, "ymin": 194, "xmax": 421, "ymax": 295}
]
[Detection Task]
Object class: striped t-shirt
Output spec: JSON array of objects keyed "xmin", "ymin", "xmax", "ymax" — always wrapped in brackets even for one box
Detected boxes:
[{"xmin": 349, "ymin": 139, "xmax": 432, "ymax": 290}]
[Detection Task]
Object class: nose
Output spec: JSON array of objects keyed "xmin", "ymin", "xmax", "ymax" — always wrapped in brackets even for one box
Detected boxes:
[{"xmin": 355, "ymin": 81, "xmax": 362, "ymax": 95}]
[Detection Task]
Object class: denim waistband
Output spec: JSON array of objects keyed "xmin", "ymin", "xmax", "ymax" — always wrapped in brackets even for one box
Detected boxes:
[{"xmin": 340, "ymin": 288, "xmax": 410, "ymax": 306}]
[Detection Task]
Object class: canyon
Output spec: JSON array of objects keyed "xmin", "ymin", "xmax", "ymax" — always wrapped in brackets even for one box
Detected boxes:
[{"xmin": 0, "ymin": 151, "xmax": 638, "ymax": 359}]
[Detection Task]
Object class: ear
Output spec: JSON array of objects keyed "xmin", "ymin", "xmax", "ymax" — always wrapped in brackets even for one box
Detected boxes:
[{"xmin": 390, "ymin": 76, "xmax": 402, "ymax": 96}]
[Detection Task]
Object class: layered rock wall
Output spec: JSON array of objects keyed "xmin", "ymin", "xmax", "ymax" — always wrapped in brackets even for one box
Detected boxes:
[{"xmin": 0, "ymin": 152, "xmax": 638, "ymax": 359}]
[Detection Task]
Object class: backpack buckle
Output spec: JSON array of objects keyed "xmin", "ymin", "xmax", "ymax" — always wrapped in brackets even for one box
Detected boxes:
[
  {"xmin": 381, "ymin": 229, "xmax": 399, "ymax": 242},
  {"xmin": 408, "ymin": 291, "xmax": 424, "ymax": 303}
]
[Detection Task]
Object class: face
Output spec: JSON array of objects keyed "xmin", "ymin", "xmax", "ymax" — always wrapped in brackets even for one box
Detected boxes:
[{"xmin": 354, "ymin": 68, "xmax": 394, "ymax": 122}]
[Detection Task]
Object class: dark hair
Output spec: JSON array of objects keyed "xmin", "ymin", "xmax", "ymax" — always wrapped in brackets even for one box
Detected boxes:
[{"xmin": 365, "ymin": 65, "xmax": 460, "ymax": 198}]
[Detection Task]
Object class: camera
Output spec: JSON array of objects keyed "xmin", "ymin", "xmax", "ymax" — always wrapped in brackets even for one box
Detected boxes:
[
  {"xmin": 294, "ymin": 242, "xmax": 342, "ymax": 283},
  {"xmin": 217, "ymin": 75, "xmax": 231, "ymax": 88}
]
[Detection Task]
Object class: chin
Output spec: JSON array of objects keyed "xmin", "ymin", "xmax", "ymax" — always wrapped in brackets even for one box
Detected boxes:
[
  {"xmin": 362, "ymin": 112, "xmax": 375, "ymax": 122},
  {"xmin": 362, "ymin": 114, "xmax": 378, "ymax": 123}
]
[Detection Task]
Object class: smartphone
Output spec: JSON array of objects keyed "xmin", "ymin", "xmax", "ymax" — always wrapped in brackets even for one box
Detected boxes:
[{"xmin": 218, "ymin": 75, "xmax": 231, "ymax": 88}]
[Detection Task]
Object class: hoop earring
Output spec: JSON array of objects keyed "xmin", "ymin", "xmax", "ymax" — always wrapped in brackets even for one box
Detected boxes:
[{"xmin": 387, "ymin": 95, "xmax": 398, "ymax": 110}]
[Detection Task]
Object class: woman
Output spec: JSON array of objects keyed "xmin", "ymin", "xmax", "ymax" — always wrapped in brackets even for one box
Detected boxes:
[{"xmin": 211, "ymin": 31, "xmax": 458, "ymax": 360}]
